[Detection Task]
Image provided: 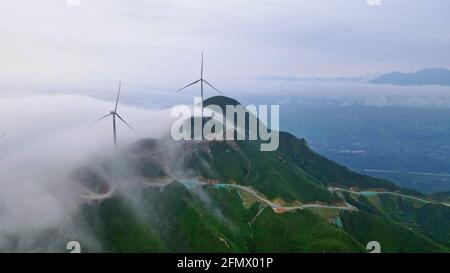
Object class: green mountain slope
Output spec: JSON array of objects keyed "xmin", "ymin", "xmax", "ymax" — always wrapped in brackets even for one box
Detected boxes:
[{"xmin": 68, "ymin": 96, "xmax": 450, "ymax": 253}]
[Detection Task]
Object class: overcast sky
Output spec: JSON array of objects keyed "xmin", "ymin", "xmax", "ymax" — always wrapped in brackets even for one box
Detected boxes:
[{"xmin": 0, "ymin": 0, "xmax": 449, "ymax": 98}]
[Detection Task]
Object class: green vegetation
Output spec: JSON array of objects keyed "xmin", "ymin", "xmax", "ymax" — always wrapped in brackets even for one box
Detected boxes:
[
  {"xmin": 277, "ymin": 131, "xmax": 399, "ymax": 191},
  {"xmin": 251, "ymin": 209, "xmax": 365, "ymax": 252},
  {"xmin": 208, "ymin": 140, "xmax": 333, "ymax": 203},
  {"xmin": 340, "ymin": 210, "xmax": 446, "ymax": 253},
  {"xmin": 82, "ymin": 198, "xmax": 166, "ymax": 252},
  {"xmin": 72, "ymin": 96, "xmax": 450, "ymax": 253}
]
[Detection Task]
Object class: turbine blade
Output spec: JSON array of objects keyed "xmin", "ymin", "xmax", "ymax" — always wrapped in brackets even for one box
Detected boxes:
[
  {"xmin": 89, "ymin": 113, "xmax": 112, "ymax": 127},
  {"xmin": 203, "ymin": 80, "xmax": 223, "ymax": 94},
  {"xmin": 116, "ymin": 113, "xmax": 136, "ymax": 132},
  {"xmin": 176, "ymin": 79, "xmax": 201, "ymax": 92},
  {"xmin": 114, "ymin": 80, "xmax": 121, "ymax": 112},
  {"xmin": 201, "ymin": 52, "xmax": 204, "ymax": 78}
]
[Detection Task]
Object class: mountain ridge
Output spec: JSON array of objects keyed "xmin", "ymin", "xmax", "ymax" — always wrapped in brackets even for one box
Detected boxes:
[
  {"xmin": 369, "ymin": 67, "xmax": 450, "ymax": 86},
  {"xmin": 16, "ymin": 95, "xmax": 449, "ymax": 253}
]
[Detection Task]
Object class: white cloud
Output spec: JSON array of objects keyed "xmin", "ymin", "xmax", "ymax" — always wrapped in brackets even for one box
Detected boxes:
[{"xmin": 0, "ymin": 94, "xmax": 173, "ymax": 250}]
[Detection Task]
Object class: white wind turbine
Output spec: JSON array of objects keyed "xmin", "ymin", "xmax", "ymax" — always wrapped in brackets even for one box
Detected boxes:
[
  {"xmin": 90, "ymin": 81, "xmax": 135, "ymax": 149},
  {"xmin": 176, "ymin": 52, "xmax": 223, "ymax": 121}
]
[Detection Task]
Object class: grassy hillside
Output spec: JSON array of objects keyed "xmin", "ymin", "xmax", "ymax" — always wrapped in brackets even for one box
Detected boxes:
[
  {"xmin": 79, "ymin": 183, "xmax": 366, "ymax": 252},
  {"xmin": 340, "ymin": 210, "xmax": 446, "ymax": 252},
  {"xmin": 68, "ymin": 96, "xmax": 450, "ymax": 253}
]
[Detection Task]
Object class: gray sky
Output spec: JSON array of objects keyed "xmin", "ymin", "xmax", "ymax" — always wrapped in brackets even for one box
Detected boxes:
[{"xmin": 1, "ymin": 0, "xmax": 449, "ymax": 96}]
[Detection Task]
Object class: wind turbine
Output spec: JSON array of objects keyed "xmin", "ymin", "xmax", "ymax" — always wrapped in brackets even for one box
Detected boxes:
[
  {"xmin": 90, "ymin": 81, "xmax": 135, "ymax": 149},
  {"xmin": 177, "ymin": 52, "xmax": 223, "ymax": 121}
]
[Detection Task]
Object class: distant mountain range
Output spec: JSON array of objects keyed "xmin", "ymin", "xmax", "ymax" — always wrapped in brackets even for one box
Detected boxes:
[
  {"xmin": 252, "ymin": 67, "xmax": 450, "ymax": 86},
  {"xmin": 251, "ymin": 75, "xmax": 366, "ymax": 83},
  {"xmin": 369, "ymin": 68, "xmax": 450, "ymax": 86}
]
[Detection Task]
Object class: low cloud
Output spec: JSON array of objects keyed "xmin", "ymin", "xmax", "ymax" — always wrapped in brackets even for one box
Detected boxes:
[{"xmin": 0, "ymin": 94, "xmax": 173, "ymax": 251}]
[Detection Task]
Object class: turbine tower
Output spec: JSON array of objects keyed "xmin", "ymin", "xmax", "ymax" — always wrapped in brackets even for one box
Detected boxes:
[
  {"xmin": 177, "ymin": 52, "xmax": 223, "ymax": 121},
  {"xmin": 90, "ymin": 81, "xmax": 135, "ymax": 149}
]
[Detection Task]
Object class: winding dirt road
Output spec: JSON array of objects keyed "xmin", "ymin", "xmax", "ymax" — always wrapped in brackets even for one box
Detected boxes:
[
  {"xmin": 78, "ymin": 185, "xmax": 116, "ymax": 201},
  {"xmin": 329, "ymin": 187, "xmax": 450, "ymax": 207},
  {"xmin": 208, "ymin": 183, "xmax": 357, "ymax": 212}
]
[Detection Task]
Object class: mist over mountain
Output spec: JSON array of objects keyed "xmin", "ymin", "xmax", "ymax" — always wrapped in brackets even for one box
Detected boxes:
[
  {"xmin": 1, "ymin": 94, "xmax": 449, "ymax": 252},
  {"xmin": 369, "ymin": 68, "xmax": 450, "ymax": 86},
  {"xmin": 0, "ymin": 94, "xmax": 173, "ymax": 251}
]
